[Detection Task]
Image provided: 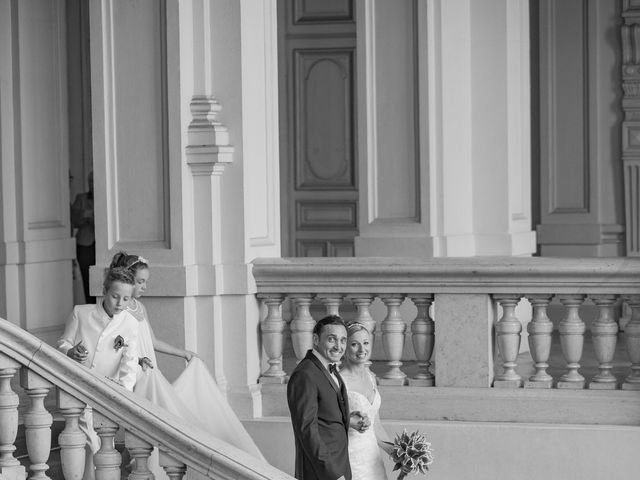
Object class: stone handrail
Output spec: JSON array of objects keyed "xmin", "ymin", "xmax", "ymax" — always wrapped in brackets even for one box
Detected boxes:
[
  {"xmin": 0, "ymin": 317, "xmax": 293, "ymax": 480},
  {"xmin": 252, "ymin": 256, "xmax": 640, "ymax": 294},
  {"xmin": 252, "ymin": 256, "xmax": 640, "ymax": 390}
]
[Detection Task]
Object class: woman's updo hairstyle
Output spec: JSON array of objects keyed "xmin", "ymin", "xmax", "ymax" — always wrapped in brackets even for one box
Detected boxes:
[
  {"xmin": 345, "ymin": 321, "xmax": 370, "ymax": 337},
  {"xmin": 109, "ymin": 251, "xmax": 149, "ymax": 274}
]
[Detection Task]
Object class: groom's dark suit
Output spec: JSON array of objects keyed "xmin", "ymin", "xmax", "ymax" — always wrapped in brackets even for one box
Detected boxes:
[{"xmin": 287, "ymin": 349, "xmax": 351, "ymax": 480}]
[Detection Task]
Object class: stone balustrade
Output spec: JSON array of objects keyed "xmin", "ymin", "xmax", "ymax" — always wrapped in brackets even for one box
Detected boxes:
[
  {"xmin": 252, "ymin": 257, "xmax": 640, "ymax": 390},
  {"xmin": 0, "ymin": 318, "xmax": 293, "ymax": 480}
]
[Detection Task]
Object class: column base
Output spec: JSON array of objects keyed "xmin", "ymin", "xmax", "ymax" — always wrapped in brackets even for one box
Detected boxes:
[
  {"xmin": 408, "ymin": 377, "xmax": 435, "ymax": 387},
  {"xmin": 588, "ymin": 381, "xmax": 619, "ymax": 390},
  {"xmin": 378, "ymin": 377, "xmax": 407, "ymax": 386},
  {"xmin": 259, "ymin": 375, "xmax": 288, "ymax": 385},
  {"xmin": 524, "ymin": 379, "xmax": 553, "ymax": 389},
  {"xmin": 226, "ymin": 383, "xmax": 264, "ymax": 418},
  {"xmin": 557, "ymin": 380, "xmax": 586, "ymax": 389},
  {"xmin": 493, "ymin": 379, "xmax": 523, "ymax": 388},
  {"xmin": 0, "ymin": 466, "xmax": 26, "ymax": 480},
  {"xmin": 621, "ymin": 382, "xmax": 640, "ymax": 391}
]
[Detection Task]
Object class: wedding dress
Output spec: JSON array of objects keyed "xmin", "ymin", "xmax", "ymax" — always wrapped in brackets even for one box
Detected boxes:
[
  {"xmin": 130, "ymin": 300, "xmax": 265, "ymax": 479},
  {"xmin": 343, "ymin": 372, "xmax": 388, "ymax": 480}
]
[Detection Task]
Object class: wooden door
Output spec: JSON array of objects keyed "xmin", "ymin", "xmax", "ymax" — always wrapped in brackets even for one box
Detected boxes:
[{"xmin": 278, "ymin": 0, "xmax": 358, "ymax": 257}]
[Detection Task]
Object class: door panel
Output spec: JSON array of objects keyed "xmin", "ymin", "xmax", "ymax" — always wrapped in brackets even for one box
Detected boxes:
[
  {"xmin": 295, "ymin": 49, "xmax": 355, "ymax": 189},
  {"xmin": 278, "ymin": 0, "xmax": 358, "ymax": 257}
]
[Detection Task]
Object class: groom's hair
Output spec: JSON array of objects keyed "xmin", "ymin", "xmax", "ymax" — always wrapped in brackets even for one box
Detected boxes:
[{"xmin": 313, "ymin": 315, "xmax": 346, "ymax": 336}]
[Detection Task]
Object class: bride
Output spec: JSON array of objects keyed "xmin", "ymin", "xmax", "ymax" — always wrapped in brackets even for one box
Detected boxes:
[{"xmin": 339, "ymin": 322, "xmax": 392, "ymax": 480}]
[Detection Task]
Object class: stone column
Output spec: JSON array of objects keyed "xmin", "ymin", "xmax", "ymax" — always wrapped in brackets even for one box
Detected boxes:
[
  {"xmin": 354, "ymin": 0, "xmax": 535, "ymax": 257},
  {"xmin": 89, "ymin": 0, "xmax": 280, "ymax": 417},
  {"xmin": 0, "ymin": 0, "xmax": 75, "ymax": 342}
]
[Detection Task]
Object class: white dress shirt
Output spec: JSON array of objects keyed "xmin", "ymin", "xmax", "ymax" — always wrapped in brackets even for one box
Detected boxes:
[
  {"xmin": 58, "ymin": 302, "xmax": 140, "ymax": 391},
  {"xmin": 312, "ymin": 349, "xmax": 341, "ymax": 388}
]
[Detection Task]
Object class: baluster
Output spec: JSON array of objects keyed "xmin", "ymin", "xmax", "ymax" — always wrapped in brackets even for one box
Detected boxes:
[
  {"xmin": 622, "ymin": 295, "xmax": 640, "ymax": 390},
  {"xmin": 159, "ymin": 451, "xmax": 186, "ymax": 480},
  {"xmin": 350, "ymin": 296, "xmax": 376, "ymax": 337},
  {"xmin": 557, "ymin": 294, "xmax": 587, "ymax": 389},
  {"xmin": 317, "ymin": 294, "xmax": 343, "ymax": 317},
  {"xmin": 21, "ymin": 369, "xmax": 54, "ymax": 480},
  {"xmin": 289, "ymin": 294, "xmax": 316, "ymax": 361},
  {"xmin": 524, "ymin": 295, "xmax": 553, "ymax": 388},
  {"xmin": 93, "ymin": 412, "xmax": 122, "ymax": 480},
  {"xmin": 409, "ymin": 295, "xmax": 435, "ymax": 386},
  {"xmin": 620, "ymin": 300, "xmax": 632, "ymax": 331},
  {"xmin": 589, "ymin": 295, "xmax": 619, "ymax": 389},
  {"xmin": 493, "ymin": 295, "xmax": 523, "ymax": 387},
  {"xmin": 350, "ymin": 296, "xmax": 376, "ymax": 371},
  {"xmin": 0, "ymin": 354, "xmax": 25, "ymax": 480},
  {"xmin": 125, "ymin": 430, "xmax": 154, "ymax": 480},
  {"xmin": 379, "ymin": 294, "xmax": 407, "ymax": 385},
  {"xmin": 258, "ymin": 294, "xmax": 287, "ymax": 383},
  {"xmin": 57, "ymin": 389, "xmax": 87, "ymax": 480}
]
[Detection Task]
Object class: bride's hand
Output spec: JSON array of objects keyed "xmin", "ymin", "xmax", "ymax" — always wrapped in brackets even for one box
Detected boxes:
[
  {"xmin": 184, "ymin": 350, "xmax": 196, "ymax": 361},
  {"xmin": 349, "ymin": 411, "xmax": 370, "ymax": 433}
]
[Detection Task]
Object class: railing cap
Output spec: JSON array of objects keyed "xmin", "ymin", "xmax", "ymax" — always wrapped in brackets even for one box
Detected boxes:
[{"xmin": 251, "ymin": 257, "xmax": 640, "ymax": 295}]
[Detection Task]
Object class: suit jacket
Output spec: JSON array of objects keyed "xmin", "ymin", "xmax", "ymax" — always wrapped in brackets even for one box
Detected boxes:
[
  {"xmin": 58, "ymin": 303, "xmax": 139, "ymax": 391},
  {"xmin": 287, "ymin": 350, "xmax": 351, "ymax": 480}
]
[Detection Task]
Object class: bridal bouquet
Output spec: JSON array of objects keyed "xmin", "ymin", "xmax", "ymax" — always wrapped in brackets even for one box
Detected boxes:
[{"xmin": 384, "ymin": 429, "xmax": 434, "ymax": 479}]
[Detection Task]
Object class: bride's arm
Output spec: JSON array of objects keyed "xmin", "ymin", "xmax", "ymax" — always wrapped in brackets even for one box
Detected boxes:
[
  {"xmin": 370, "ymin": 371, "xmax": 394, "ymax": 454},
  {"xmin": 149, "ymin": 327, "xmax": 196, "ymax": 361}
]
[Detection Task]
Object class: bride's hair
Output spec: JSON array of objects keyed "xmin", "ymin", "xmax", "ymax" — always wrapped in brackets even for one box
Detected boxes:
[{"xmin": 345, "ymin": 321, "xmax": 370, "ymax": 337}]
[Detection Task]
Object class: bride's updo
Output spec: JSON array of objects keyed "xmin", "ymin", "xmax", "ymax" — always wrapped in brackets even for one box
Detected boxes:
[{"xmin": 346, "ymin": 321, "xmax": 370, "ymax": 335}]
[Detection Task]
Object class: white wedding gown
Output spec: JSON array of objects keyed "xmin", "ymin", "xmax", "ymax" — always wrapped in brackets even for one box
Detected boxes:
[
  {"xmin": 344, "ymin": 372, "xmax": 388, "ymax": 480},
  {"xmin": 130, "ymin": 301, "xmax": 264, "ymax": 479}
]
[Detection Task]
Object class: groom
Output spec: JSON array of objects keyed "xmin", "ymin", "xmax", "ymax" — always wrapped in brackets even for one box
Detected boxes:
[{"xmin": 287, "ymin": 315, "xmax": 353, "ymax": 480}]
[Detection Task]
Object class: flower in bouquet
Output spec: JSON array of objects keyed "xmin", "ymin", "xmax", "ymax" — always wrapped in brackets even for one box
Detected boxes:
[{"xmin": 384, "ymin": 429, "xmax": 434, "ymax": 479}]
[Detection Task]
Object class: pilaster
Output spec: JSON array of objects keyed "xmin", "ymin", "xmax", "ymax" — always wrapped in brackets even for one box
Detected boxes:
[
  {"xmin": 0, "ymin": 0, "xmax": 75, "ymax": 341},
  {"xmin": 88, "ymin": 0, "xmax": 280, "ymax": 416},
  {"xmin": 355, "ymin": 0, "xmax": 535, "ymax": 258}
]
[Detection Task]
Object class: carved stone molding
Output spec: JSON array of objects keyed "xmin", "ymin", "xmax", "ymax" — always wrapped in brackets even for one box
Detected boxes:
[
  {"xmin": 185, "ymin": 95, "xmax": 234, "ymax": 176},
  {"xmin": 622, "ymin": 9, "xmax": 640, "ymax": 255}
]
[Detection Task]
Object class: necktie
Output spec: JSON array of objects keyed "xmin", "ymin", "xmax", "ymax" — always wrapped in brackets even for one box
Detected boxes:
[{"xmin": 329, "ymin": 363, "xmax": 345, "ymax": 390}]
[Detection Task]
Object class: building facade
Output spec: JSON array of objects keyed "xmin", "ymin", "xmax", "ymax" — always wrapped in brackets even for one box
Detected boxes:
[{"xmin": 0, "ymin": 1, "xmax": 637, "ymax": 477}]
